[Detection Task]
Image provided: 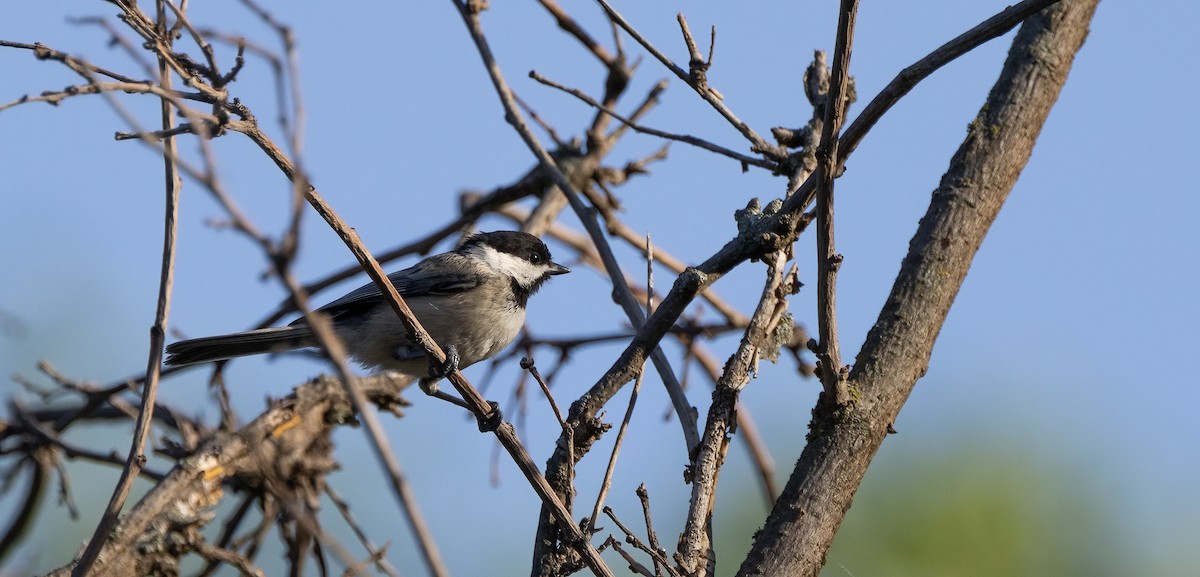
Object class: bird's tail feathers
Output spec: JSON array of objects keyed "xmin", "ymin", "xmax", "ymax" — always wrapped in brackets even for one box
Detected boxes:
[{"xmin": 164, "ymin": 326, "xmax": 315, "ymax": 366}]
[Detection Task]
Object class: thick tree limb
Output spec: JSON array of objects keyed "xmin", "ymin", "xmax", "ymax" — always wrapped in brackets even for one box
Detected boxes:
[{"xmin": 735, "ymin": 2, "xmax": 1100, "ymax": 575}]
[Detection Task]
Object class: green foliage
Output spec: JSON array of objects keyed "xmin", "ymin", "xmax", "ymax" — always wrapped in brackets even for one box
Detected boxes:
[{"xmin": 821, "ymin": 445, "xmax": 1135, "ymax": 577}]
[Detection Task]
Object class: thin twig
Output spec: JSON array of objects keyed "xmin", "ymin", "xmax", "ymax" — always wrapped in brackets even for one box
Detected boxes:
[
  {"xmin": 11, "ymin": 405, "xmax": 168, "ymax": 481},
  {"xmin": 50, "ymin": 455, "xmax": 79, "ymax": 519},
  {"xmin": 677, "ymin": 15, "xmax": 704, "ymax": 68},
  {"xmin": 584, "ymin": 234, "xmax": 657, "ymax": 534},
  {"xmin": 241, "ymin": 0, "xmax": 308, "ymax": 267},
  {"xmin": 72, "ymin": 6, "xmax": 182, "ymax": 570},
  {"xmin": 514, "ymin": 92, "xmax": 565, "ymax": 147},
  {"xmin": 235, "ymin": 495, "xmax": 278, "ymax": 564},
  {"xmin": 325, "ymin": 486, "xmax": 402, "ymax": 577},
  {"xmin": 813, "ymin": 0, "xmax": 858, "ymax": 405},
  {"xmin": 536, "ymin": 0, "xmax": 615, "ymax": 64},
  {"xmin": 0, "ymin": 40, "xmax": 145, "ymax": 83},
  {"xmin": 197, "ymin": 495, "xmax": 258, "ymax": 577},
  {"xmin": 0, "ymin": 80, "xmax": 210, "ymax": 113},
  {"xmin": 198, "ymin": 28, "xmax": 284, "ymax": 88},
  {"xmin": 522, "ymin": 357, "xmax": 567, "ymax": 428},
  {"xmin": 603, "ymin": 507, "xmax": 681, "ymax": 577},
  {"xmin": 604, "ymin": 78, "xmax": 664, "ymax": 145},
  {"xmin": 258, "ymin": 471, "xmax": 367, "ymax": 576},
  {"xmin": 593, "ymin": 1, "xmax": 781, "ymax": 160},
  {"xmin": 159, "ymin": 0, "xmax": 220, "ymax": 81},
  {"xmin": 586, "ymin": 368, "xmax": 644, "ymax": 537},
  {"xmin": 453, "ymin": 0, "xmax": 698, "ymax": 458},
  {"xmin": 608, "ymin": 539, "xmax": 655, "ymax": 577},
  {"xmin": 530, "ymin": 70, "xmax": 775, "ymax": 171},
  {"xmin": 194, "ymin": 542, "xmax": 268, "ymax": 577},
  {"xmin": 0, "ymin": 457, "xmax": 44, "ymax": 560},
  {"xmin": 635, "ymin": 484, "xmax": 665, "ymax": 577}
]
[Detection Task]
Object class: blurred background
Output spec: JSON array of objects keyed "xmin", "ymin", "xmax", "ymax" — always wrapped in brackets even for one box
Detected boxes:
[{"xmin": 2, "ymin": 1, "xmax": 1197, "ymax": 575}]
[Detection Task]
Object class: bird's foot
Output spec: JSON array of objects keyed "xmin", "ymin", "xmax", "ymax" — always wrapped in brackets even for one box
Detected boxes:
[
  {"xmin": 476, "ymin": 401, "xmax": 502, "ymax": 432},
  {"xmin": 426, "ymin": 345, "xmax": 460, "ymax": 381},
  {"xmin": 419, "ymin": 378, "xmax": 471, "ymax": 409},
  {"xmin": 419, "ymin": 345, "xmax": 472, "ymax": 409},
  {"xmin": 415, "ymin": 345, "xmax": 500, "ymax": 430}
]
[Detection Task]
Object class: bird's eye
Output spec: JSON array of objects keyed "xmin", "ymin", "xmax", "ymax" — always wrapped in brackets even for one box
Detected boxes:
[{"xmin": 529, "ymin": 252, "xmax": 542, "ymax": 264}]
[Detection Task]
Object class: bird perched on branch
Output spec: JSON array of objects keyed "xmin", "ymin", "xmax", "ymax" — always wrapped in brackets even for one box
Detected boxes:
[{"xmin": 165, "ymin": 231, "xmax": 569, "ymax": 400}]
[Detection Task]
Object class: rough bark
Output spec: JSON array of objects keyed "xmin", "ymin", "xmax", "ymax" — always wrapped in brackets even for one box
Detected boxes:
[
  {"xmin": 43, "ymin": 374, "xmax": 411, "ymax": 577},
  {"xmin": 735, "ymin": 1, "xmax": 1101, "ymax": 575}
]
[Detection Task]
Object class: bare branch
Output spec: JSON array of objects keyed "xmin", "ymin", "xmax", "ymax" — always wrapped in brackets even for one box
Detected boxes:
[
  {"xmin": 593, "ymin": 1, "xmax": 782, "ymax": 160},
  {"xmin": 73, "ymin": 6, "xmax": 184, "ymax": 568},
  {"xmin": 0, "ymin": 457, "xmax": 44, "ymax": 560},
  {"xmin": 738, "ymin": 2, "xmax": 1098, "ymax": 574},
  {"xmin": 0, "ymin": 40, "xmax": 145, "ymax": 83},
  {"xmin": 636, "ymin": 484, "xmax": 666, "ymax": 577},
  {"xmin": 540, "ymin": 2, "xmax": 1071, "ymax": 500},
  {"xmin": 813, "ymin": 0, "xmax": 858, "ymax": 406},
  {"xmin": 677, "ymin": 251, "xmax": 793, "ymax": 576},
  {"xmin": 193, "ymin": 542, "xmax": 268, "ymax": 577},
  {"xmin": 3, "ymin": 1, "xmax": 1092, "ymax": 575},
  {"xmin": 536, "ymin": 0, "xmax": 615, "ymax": 64},
  {"xmin": 840, "ymin": 0, "xmax": 1065, "ymax": 160},
  {"xmin": 603, "ymin": 506, "xmax": 681, "ymax": 577},
  {"xmin": 325, "ymin": 486, "xmax": 402, "ymax": 577},
  {"xmin": 530, "ymin": 70, "xmax": 777, "ymax": 170},
  {"xmin": 44, "ymin": 374, "xmax": 414, "ymax": 576},
  {"xmin": 522, "ymin": 357, "xmax": 567, "ymax": 428},
  {"xmin": 0, "ymin": 80, "xmax": 210, "ymax": 113}
]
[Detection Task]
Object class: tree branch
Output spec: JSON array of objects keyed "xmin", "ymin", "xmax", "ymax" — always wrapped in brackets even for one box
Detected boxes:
[
  {"xmin": 676, "ymin": 251, "xmax": 794, "ymax": 576},
  {"xmin": 72, "ymin": 6, "xmax": 183, "ymax": 571},
  {"xmin": 736, "ymin": 2, "xmax": 1100, "ymax": 574},
  {"xmin": 593, "ymin": 0, "xmax": 782, "ymax": 160},
  {"xmin": 813, "ymin": 0, "xmax": 859, "ymax": 406},
  {"xmin": 46, "ymin": 374, "xmax": 414, "ymax": 576}
]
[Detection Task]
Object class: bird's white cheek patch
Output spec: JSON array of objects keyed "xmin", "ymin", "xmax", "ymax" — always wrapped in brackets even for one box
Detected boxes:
[{"xmin": 473, "ymin": 245, "xmax": 542, "ymax": 286}]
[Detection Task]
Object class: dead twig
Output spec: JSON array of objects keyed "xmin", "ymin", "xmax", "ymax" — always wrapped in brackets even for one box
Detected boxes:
[
  {"xmin": 72, "ymin": 6, "xmax": 183, "ymax": 568},
  {"xmin": 522, "ymin": 357, "xmax": 567, "ymax": 428},
  {"xmin": 676, "ymin": 251, "xmax": 793, "ymax": 576},
  {"xmin": 604, "ymin": 506, "xmax": 681, "ymax": 577},
  {"xmin": 530, "ymin": 70, "xmax": 775, "ymax": 171},
  {"xmin": 593, "ymin": 2, "xmax": 782, "ymax": 160},
  {"xmin": 813, "ymin": 0, "xmax": 858, "ymax": 406}
]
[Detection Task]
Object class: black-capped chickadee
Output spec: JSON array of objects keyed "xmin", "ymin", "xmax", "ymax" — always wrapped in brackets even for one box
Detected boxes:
[{"xmin": 165, "ymin": 231, "xmax": 569, "ymax": 394}]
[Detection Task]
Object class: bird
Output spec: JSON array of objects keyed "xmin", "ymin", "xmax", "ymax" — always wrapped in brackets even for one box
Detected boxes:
[{"xmin": 164, "ymin": 231, "xmax": 569, "ymax": 400}]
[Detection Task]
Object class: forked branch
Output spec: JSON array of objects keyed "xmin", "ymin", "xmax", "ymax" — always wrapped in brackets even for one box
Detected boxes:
[{"xmin": 737, "ymin": 2, "xmax": 1097, "ymax": 574}]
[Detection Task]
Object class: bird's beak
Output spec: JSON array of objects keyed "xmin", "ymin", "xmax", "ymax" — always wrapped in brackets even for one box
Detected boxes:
[{"xmin": 548, "ymin": 262, "xmax": 571, "ymax": 275}]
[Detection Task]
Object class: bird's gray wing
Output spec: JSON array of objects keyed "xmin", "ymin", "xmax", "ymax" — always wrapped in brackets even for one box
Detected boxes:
[{"xmin": 294, "ymin": 253, "xmax": 482, "ymax": 324}]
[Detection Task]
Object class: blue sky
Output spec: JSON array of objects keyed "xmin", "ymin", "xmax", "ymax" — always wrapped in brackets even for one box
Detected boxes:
[{"xmin": 2, "ymin": 1, "xmax": 1198, "ymax": 575}]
